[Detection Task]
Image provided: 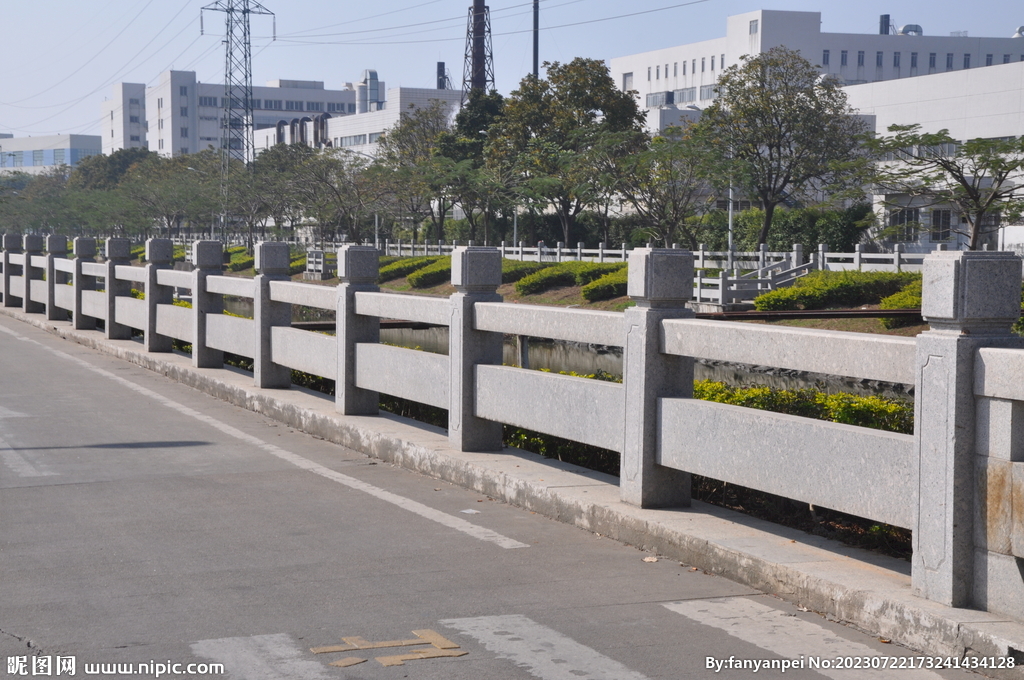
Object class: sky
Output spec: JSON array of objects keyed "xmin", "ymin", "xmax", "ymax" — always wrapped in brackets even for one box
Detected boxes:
[{"xmin": 2, "ymin": 0, "xmax": 1022, "ymax": 138}]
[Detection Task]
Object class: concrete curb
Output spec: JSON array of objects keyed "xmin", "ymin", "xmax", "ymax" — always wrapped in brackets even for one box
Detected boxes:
[{"xmin": 4, "ymin": 308, "xmax": 1023, "ymax": 678}]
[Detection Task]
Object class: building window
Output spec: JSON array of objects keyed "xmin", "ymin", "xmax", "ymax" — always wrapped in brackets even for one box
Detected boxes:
[
  {"xmin": 683, "ymin": 61, "xmax": 687, "ymax": 75},
  {"xmin": 673, "ymin": 62, "xmax": 677, "ymax": 77},
  {"xmin": 646, "ymin": 92, "xmax": 673, "ymax": 107},
  {"xmin": 158, "ymin": 139, "xmax": 164, "ymax": 150},
  {"xmin": 749, "ymin": 19, "xmax": 758, "ymax": 34},
  {"xmin": 265, "ymin": 100, "xmax": 283, "ymax": 110},
  {"xmin": 306, "ymin": 101, "xmax": 323, "ymax": 112},
  {"xmin": 701, "ymin": 57, "xmax": 705, "ymax": 72},
  {"xmin": 893, "ymin": 52, "xmax": 900, "ymax": 68},
  {"xmin": 986, "ymin": 54, "xmax": 994, "ymax": 66},
  {"xmin": 889, "ymin": 208, "xmax": 920, "ymax": 242},
  {"xmin": 876, "ymin": 51, "xmax": 883, "ymax": 68},
  {"xmin": 711, "ymin": 56, "xmax": 715, "ymax": 70},
  {"xmin": 656, "ymin": 65, "xmax": 660, "ymax": 80},
  {"xmin": 721, "ymin": 54, "xmax": 724, "ymax": 68},
  {"xmin": 181, "ymin": 127, "xmax": 188, "ymax": 138},
  {"xmin": 857, "ymin": 51, "xmax": 865, "ymax": 67},
  {"xmin": 180, "ymin": 107, "xmax": 188, "ymax": 117},
  {"xmin": 158, "ymin": 119, "xmax": 164, "ymax": 130},
  {"xmin": 910, "ymin": 52, "xmax": 918, "ymax": 68},
  {"xmin": 699, "ymin": 84, "xmax": 716, "ymax": 100},
  {"xmin": 369, "ymin": 132, "xmax": 383, "ymax": 143},
  {"xmin": 179, "ymin": 86, "xmax": 188, "ymax": 96},
  {"xmin": 930, "ymin": 210, "xmax": 952, "ymax": 241},
  {"xmin": 822, "ymin": 50, "xmax": 830, "ymax": 66},
  {"xmin": 1004, "ymin": 54, "xmax": 1012, "ymax": 64},
  {"xmin": 674, "ymin": 87, "xmax": 696, "ymax": 103},
  {"xmin": 54, "ymin": 149, "xmax": 65, "ymax": 164},
  {"xmin": 348, "ymin": 103, "xmax": 356, "ymax": 113},
  {"xmin": 647, "ymin": 67, "xmax": 651, "ymax": 81},
  {"xmin": 840, "ymin": 50, "xmax": 848, "ymax": 66},
  {"xmin": 286, "ymin": 100, "xmax": 303, "ymax": 111},
  {"xmin": 129, "ymin": 115, "xmax": 140, "ymax": 123},
  {"xmin": 129, "ymin": 135, "xmax": 140, "ymax": 142},
  {"xmin": 33, "ymin": 150, "xmax": 44, "ymax": 166},
  {"xmin": 199, "ymin": 96, "xmax": 217, "ymax": 107},
  {"xmin": 157, "ymin": 97, "xmax": 163, "ymax": 109},
  {"xmin": 929, "ymin": 53, "xmax": 936, "ymax": 68},
  {"xmin": 946, "ymin": 53, "xmax": 954, "ymax": 70},
  {"xmin": 964, "ymin": 54, "xmax": 971, "ymax": 69},
  {"xmin": 665, "ymin": 63, "xmax": 668, "ymax": 78},
  {"xmin": 129, "ymin": 98, "xmax": 140, "ymax": 105},
  {"xmin": 340, "ymin": 134, "xmax": 367, "ymax": 147}
]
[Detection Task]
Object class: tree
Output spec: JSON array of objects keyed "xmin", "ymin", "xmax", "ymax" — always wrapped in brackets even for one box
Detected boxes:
[
  {"xmin": 607, "ymin": 127, "xmax": 715, "ymax": 249},
  {"xmin": 377, "ymin": 100, "xmax": 455, "ymax": 241},
  {"xmin": 695, "ymin": 46, "xmax": 869, "ymax": 245},
  {"xmin": 68, "ymin": 147, "xmax": 155, "ymax": 191},
  {"xmin": 868, "ymin": 125, "xmax": 1024, "ymax": 250},
  {"xmin": 487, "ymin": 58, "xmax": 646, "ymax": 246}
]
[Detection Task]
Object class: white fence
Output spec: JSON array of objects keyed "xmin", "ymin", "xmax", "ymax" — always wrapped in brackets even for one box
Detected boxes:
[{"xmin": 2, "ymin": 233, "xmax": 1023, "ymax": 619}]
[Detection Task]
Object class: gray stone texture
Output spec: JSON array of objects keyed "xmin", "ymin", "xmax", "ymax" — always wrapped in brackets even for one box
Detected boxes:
[
  {"xmin": 2, "ymin": 233, "xmax": 21, "ymax": 250},
  {"xmin": 621, "ymin": 248, "xmax": 693, "ymax": 508},
  {"xmin": 145, "ymin": 238, "xmax": 173, "ymax": 265},
  {"xmin": 449, "ymin": 247, "xmax": 503, "ymax": 452},
  {"xmin": 473, "ymin": 302, "xmax": 623, "ymax": 347},
  {"xmin": 976, "ymin": 397, "xmax": 1024, "ymax": 461},
  {"xmin": 914, "ymin": 250, "xmax": 1024, "ymax": 609},
  {"xmin": 104, "ymin": 237, "xmax": 131, "ymax": 262},
  {"xmin": 72, "ymin": 237, "xmax": 96, "ymax": 259},
  {"xmin": 451, "ymin": 246, "xmax": 500, "ymax": 291},
  {"xmin": 355, "ymin": 344, "xmax": 449, "ymax": 409},
  {"xmin": 627, "ymin": 247, "xmax": 693, "ymax": 307},
  {"xmin": 190, "ymin": 240, "xmax": 223, "ymax": 271},
  {"xmin": 22, "ymin": 234, "xmax": 43, "ymax": 253},
  {"xmin": 21, "ymin": 235, "xmax": 44, "ymax": 314},
  {"xmin": 255, "ymin": 241, "xmax": 290, "ymax": 275},
  {"xmin": 336, "ymin": 246, "xmax": 380, "ymax": 414}
]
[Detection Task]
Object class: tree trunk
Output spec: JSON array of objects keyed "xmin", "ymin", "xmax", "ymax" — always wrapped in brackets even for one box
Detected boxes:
[{"xmin": 759, "ymin": 201, "xmax": 777, "ymax": 246}]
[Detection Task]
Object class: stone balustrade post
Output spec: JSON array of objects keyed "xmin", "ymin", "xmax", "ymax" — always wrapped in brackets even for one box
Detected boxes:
[
  {"xmin": 72, "ymin": 238, "xmax": 96, "ymax": 330},
  {"xmin": 335, "ymin": 246, "xmax": 380, "ymax": 413},
  {"xmin": 104, "ymin": 238, "xmax": 132, "ymax": 340},
  {"xmin": 818, "ymin": 243, "xmax": 828, "ymax": 270},
  {"xmin": 577, "ymin": 241, "xmax": 584, "ymax": 261},
  {"xmin": 758, "ymin": 243, "xmax": 768, "ymax": 270},
  {"xmin": 45, "ymin": 235, "xmax": 68, "ymax": 321},
  {"xmin": 894, "ymin": 242, "xmax": 905, "ymax": 271},
  {"xmin": 143, "ymin": 238, "xmax": 174, "ymax": 352},
  {"xmin": 621, "ymin": 248, "xmax": 695, "ymax": 507},
  {"xmin": 190, "ymin": 240, "xmax": 224, "ymax": 368},
  {"xmin": 2, "ymin": 234, "xmax": 23, "ymax": 308},
  {"xmin": 252, "ymin": 242, "xmax": 293, "ymax": 388},
  {"xmin": 854, "ymin": 243, "xmax": 864, "ymax": 270},
  {"xmin": 598, "ymin": 241, "xmax": 605, "ymax": 263},
  {"xmin": 448, "ymin": 246, "xmax": 503, "ymax": 452},
  {"xmin": 913, "ymin": 250, "xmax": 1024, "ymax": 607},
  {"xmin": 792, "ymin": 243, "xmax": 803, "ymax": 268},
  {"xmin": 23, "ymin": 235, "xmax": 44, "ymax": 314}
]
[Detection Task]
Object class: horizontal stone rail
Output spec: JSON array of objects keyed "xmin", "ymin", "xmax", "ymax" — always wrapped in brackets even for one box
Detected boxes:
[
  {"xmin": 473, "ymin": 302, "xmax": 622, "ymax": 347},
  {"xmin": 2, "ymin": 233, "xmax": 1024, "ymax": 621},
  {"xmin": 661, "ymin": 318, "xmax": 916, "ymax": 385}
]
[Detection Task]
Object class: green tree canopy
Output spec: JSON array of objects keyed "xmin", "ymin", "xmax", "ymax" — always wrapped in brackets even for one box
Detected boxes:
[
  {"xmin": 695, "ymin": 46, "xmax": 869, "ymax": 245},
  {"xmin": 487, "ymin": 58, "xmax": 646, "ymax": 245},
  {"xmin": 867, "ymin": 124, "xmax": 1024, "ymax": 250}
]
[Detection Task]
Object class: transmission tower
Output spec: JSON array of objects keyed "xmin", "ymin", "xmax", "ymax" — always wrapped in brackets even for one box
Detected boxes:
[
  {"xmin": 461, "ymin": 0, "xmax": 494, "ymax": 104},
  {"xmin": 201, "ymin": 0, "xmax": 275, "ymax": 169}
]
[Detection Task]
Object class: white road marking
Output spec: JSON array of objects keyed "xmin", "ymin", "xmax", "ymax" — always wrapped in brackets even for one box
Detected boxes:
[
  {"xmin": 0, "ymin": 406, "xmax": 30, "ymax": 418},
  {"xmin": 191, "ymin": 633, "xmax": 333, "ymax": 680},
  {"xmin": 0, "ymin": 432, "xmax": 55, "ymax": 477},
  {"xmin": 440, "ymin": 614, "xmax": 650, "ymax": 680},
  {"xmin": 664, "ymin": 598, "xmax": 948, "ymax": 680},
  {"xmin": 0, "ymin": 322, "xmax": 528, "ymax": 549}
]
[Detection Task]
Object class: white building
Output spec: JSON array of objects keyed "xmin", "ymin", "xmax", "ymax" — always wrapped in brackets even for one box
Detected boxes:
[
  {"xmin": 102, "ymin": 71, "xmax": 359, "ymax": 158},
  {"xmin": 844, "ymin": 59, "xmax": 1024, "ymax": 251},
  {"xmin": 610, "ymin": 9, "xmax": 1024, "ymax": 133},
  {"xmin": 0, "ymin": 133, "xmax": 102, "ymax": 175},
  {"xmin": 255, "ymin": 70, "xmax": 462, "ymax": 157}
]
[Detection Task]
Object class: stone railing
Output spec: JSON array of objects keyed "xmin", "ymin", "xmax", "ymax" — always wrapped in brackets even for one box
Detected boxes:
[{"xmin": 1, "ymin": 232, "xmax": 1023, "ymax": 619}]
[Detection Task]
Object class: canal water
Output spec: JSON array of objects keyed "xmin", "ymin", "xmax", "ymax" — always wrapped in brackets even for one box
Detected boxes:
[{"xmin": 222, "ymin": 298, "xmax": 912, "ymax": 399}]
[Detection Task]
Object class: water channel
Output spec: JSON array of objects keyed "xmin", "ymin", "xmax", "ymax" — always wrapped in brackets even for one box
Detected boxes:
[{"xmin": 223, "ymin": 298, "xmax": 913, "ymax": 400}]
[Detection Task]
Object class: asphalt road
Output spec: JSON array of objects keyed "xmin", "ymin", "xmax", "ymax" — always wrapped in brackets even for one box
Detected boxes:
[{"xmin": 0, "ymin": 316, "xmax": 985, "ymax": 680}]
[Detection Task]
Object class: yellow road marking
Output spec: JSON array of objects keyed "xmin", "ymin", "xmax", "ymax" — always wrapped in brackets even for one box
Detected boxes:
[{"xmin": 376, "ymin": 648, "xmax": 468, "ymax": 667}]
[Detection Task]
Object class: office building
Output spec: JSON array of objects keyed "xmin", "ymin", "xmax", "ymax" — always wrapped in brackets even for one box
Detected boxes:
[{"xmin": 0, "ymin": 134, "xmax": 102, "ymax": 175}]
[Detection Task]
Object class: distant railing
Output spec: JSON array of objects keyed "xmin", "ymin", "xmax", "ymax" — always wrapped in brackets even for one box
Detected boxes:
[{"xmin": 2, "ymin": 233, "xmax": 1023, "ymax": 618}]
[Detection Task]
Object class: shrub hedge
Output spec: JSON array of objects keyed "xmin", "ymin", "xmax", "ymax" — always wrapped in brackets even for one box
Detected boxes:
[
  {"xmin": 581, "ymin": 268, "xmax": 628, "ymax": 301},
  {"xmin": 878, "ymin": 278, "xmax": 923, "ymax": 329},
  {"xmin": 501, "ymin": 260, "xmax": 551, "ymax": 284},
  {"xmin": 693, "ymin": 380, "xmax": 913, "ymax": 434},
  {"xmin": 378, "ymin": 256, "xmax": 439, "ymax": 283},
  {"xmin": 515, "ymin": 261, "xmax": 626, "ymax": 295},
  {"xmin": 753, "ymin": 270, "xmax": 919, "ymax": 311},
  {"xmin": 407, "ymin": 256, "xmax": 452, "ymax": 288}
]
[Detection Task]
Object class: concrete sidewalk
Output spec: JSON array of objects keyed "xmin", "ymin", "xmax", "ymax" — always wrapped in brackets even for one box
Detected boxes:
[{"xmin": 4, "ymin": 307, "xmax": 1023, "ymax": 678}]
